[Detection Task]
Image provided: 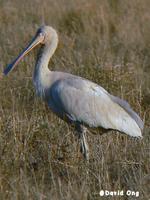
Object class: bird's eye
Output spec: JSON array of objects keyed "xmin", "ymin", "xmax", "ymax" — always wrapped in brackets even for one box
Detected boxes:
[
  {"xmin": 38, "ymin": 32, "xmax": 45, "ymax": 44},
  {"xmin": 39, "ymin": 32, "xmax": 43, "ymax": 37},
  {"xmin": 36, "ymin": 28, "xmax": 43, "ymax": 35}
]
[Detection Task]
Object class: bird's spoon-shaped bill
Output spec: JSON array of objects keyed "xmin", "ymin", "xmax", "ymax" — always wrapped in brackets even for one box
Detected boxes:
[{"xmin": 3, "ymin": 33, "xmax": 44, "ymax": 76}]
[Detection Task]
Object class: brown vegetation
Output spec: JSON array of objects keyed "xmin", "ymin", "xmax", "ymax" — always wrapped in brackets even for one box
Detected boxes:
[{"xmin": 0, "ymin": 0, "xmax": 149, "ymax": 199}]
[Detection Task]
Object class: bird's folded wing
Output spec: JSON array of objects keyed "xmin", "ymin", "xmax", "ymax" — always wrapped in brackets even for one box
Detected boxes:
[{"xmin": 51, "ymin": 77, "xmax": 142, "ymax": 137}]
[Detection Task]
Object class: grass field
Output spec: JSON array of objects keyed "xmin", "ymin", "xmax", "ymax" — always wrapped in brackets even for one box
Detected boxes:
[{"xmin": 0, "ymin": 0, "xmax": 150, "ymax": 199}]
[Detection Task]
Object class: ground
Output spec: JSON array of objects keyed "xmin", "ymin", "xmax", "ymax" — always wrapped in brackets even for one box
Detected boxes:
[{"xmin": 0, "ymin": 0, "xmax": 149, "ymax": 199}]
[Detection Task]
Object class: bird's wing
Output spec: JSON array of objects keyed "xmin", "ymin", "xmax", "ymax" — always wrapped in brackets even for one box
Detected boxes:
[
  {"xmin": 109, "ymin": 94, "xmax": 144, "ymax": 131},
  {"xmin": 50, "ymin": 77, "xmax": 142, "ymax": 137}
]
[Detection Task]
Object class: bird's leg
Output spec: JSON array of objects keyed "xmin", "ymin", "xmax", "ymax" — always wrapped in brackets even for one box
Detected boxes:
[
  {"xmin": 80, "ymin": 128, "xmax": 89, "ymax": 161},
  {"xmin": 75, "ymin": 124, "xmax": 89, "ymax": 160}
]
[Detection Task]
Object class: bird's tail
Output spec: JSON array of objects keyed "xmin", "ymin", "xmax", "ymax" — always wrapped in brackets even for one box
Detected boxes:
[{"xmin": 109, "ymin": 94, "xmax": 144, "ymax": 138}]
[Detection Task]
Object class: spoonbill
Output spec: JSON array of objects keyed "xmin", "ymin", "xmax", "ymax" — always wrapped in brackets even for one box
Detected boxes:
[{"xmin": 3, "ymin": 26, "xmax": 144, "ymax": 160}]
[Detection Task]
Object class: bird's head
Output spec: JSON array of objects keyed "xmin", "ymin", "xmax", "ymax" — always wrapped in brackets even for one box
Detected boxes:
[
  {"xmin": 3, "ymin": 25, "xmax": 57, "ymax": 76},
  {"xmin": 37, "ymin": 26, "xmax": 58, "ymax": 44}
]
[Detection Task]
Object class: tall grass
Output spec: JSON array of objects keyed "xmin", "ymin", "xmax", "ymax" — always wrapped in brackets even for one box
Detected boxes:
[{"xmin": 0, "ymin": 0, "xmax": 149, "ymax": 199}]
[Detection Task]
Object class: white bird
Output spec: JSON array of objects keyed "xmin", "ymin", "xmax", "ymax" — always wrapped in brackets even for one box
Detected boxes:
[{"xmin": 3, "ymin": 26, "xmax": 144, "ymax": 160}]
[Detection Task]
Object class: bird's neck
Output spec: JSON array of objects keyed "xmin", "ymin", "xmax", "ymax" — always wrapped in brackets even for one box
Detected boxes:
[{"xmin": 33, "ymin": 35, "xmax": 58, "ymax": 97}]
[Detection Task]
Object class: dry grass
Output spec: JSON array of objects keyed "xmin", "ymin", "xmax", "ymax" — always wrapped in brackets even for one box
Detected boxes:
[{"xmin": 0, "ymin": 0, "xmax": 150, "ymax": 199}]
